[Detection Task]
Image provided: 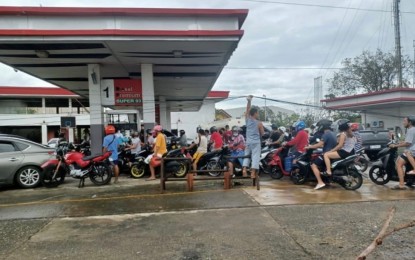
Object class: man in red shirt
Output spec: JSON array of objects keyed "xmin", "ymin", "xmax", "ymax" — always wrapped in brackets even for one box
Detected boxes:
[
  {"xmin": 285, "ymin": 121, "xmax": 309, "ymax": 156},
  {"xmin": 210, "ymin": 126, "xmax": 223, "ymax": 151}
]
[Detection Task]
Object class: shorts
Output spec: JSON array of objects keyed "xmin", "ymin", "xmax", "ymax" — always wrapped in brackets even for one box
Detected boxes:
[
  {"xmin": 109, "ymin": 159, "xmax": 119, "ymax": 166},
  {"xmin": 400, "ymin": 153, "xmax": 410, "ymax": 164},
  {"xmin": 243, "ymin": 142, "xmax": 261, "ymax": 170},
  {"xmin": 193, "ymin": 152, "xmax": 205, "ymax": 165},
  {"xmin": 337, "ymin": 149, "xmax": 354, "ymax": 159},
  {"xmin": 228, "ymin": 150, "xmax": 244, "ymax": 166},
  {"xmin": 311, "ymin": 155, "xmax": 326, "ymax": 171}
]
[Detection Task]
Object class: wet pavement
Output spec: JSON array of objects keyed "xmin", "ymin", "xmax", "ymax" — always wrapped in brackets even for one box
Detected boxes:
[{"xmin": 1, "ymin": 175, "xmax": 415, "ymax": 259}]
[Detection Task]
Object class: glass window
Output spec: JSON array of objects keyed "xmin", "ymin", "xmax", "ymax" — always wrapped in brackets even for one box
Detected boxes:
[
  {"xmin": 15, "ymin": 141, "xmax": 30, "ymax": 151},
  {"xmin": 0, "ymin": 142, "xmax": 17, "ymax": 153}
]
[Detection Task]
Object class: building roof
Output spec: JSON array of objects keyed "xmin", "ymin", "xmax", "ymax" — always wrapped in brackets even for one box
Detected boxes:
[
  {"xmin": 0, "ymin": 6, "xmax": 247, "ymax": 112},
  {"xmin": 322, "ymin": 88, "xmax": 415, "ymax": 111},
  {"xmin": 0, "ymin": 86, "xmax": 78, "ymax": 97}
]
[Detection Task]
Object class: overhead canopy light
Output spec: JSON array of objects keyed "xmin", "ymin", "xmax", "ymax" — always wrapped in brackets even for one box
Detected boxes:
[{"xmin": 35, "ymin": 50, "xmax": 49, "ymax": 58}]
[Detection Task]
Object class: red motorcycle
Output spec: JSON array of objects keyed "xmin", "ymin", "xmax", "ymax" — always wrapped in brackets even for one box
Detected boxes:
[
  {"xmin": 267, "ymin": 146, "xmax": 295, "ymax": 179},
  {"xmin": 41, "ymin": 145, "xmax": 112, "ymax": 188}
]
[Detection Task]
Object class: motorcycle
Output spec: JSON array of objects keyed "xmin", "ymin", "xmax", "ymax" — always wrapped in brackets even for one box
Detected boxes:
[
  {"xmin": 267, "ymin": 146, "xmax": 295, "ymax": 179},
  {"xmin": 290, "ymin": 149, "xmax": 322, "ymax": 185},
  {"xmin": 129, "ymin": 145, "xmax": 152, "ymax": 178},
  {"xmin": 41, "ymin": 144, "xmax": 112, "ymax": 188},
  {"xmin": 368, "ymin": 142, "xmax": 415, "ymax": 186},
  {"xmin": 291, "ymin": 148, "xmax": 364, "ymax": 190},
  {"xmin": 191, "ymin": 148, "xmax": 225, "ymax": 177},
  {"xmin": 354, "ymin": 151, "xmax": 369, "ymax": 172}
]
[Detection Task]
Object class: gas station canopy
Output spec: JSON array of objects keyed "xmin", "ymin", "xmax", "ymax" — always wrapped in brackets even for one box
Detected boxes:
[{"xmin": 0, "ymin": 6, "xmax": 248, "ymax": 112}]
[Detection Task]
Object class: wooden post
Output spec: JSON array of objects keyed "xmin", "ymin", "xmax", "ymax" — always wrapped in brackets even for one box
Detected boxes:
[
  {"xmin": 224, "ymin": 171, "xmax": 231, "ymax": 189},
  {"xmin": 187, "ymin": 172, "xmax": 194, "ymax": 192},
  {"xmin": 160, "ymin": 158, "xmax": 165, "ymax": 193}
]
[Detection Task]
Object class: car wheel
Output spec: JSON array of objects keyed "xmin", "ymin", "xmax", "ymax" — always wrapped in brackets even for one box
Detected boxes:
[{"xmin": 15, "ymin": 166, "xmax": 42, "ymax": 188}]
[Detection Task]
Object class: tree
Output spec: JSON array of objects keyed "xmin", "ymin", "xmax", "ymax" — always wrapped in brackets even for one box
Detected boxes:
[{"xmin": 327, "ymin": 49, "xmax": 413, "ymax": 96}]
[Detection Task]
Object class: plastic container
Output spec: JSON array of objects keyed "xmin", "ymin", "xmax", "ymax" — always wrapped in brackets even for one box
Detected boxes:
[{"xmin": 284, "ymin": 155, "xmax": 293, "ymax": 172}]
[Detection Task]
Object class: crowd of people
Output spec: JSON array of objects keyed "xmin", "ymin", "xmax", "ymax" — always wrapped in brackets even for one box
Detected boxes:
[{"xmin": 99, "ymin": 95, "xmax": 415, "ymax": 191}]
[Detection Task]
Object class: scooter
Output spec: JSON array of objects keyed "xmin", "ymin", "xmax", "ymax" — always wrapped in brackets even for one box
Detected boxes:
[
  {"xmin": 290, "ymin": 149, "xmax": 322, "ymax": 185},
  {"xmin": 291, "ymin": 148, "xmax": 364, "ymax": 190},
  {"xmin": 41, "ymin": 144, "xmax": 112, "ymax": 188},
  {"xmin": 323, "ymin": 150, "xmax": 364, "ymax": 190},
  {"xmin": 368, "ymin": 142, "xmax": 415, "ymax": 186},
  {"xmin": 130, "ymin": 145, "xmax": 152, "ymax": 178},
  {"xmin": 267, "ymin": 146, "xmax": 295, "ymax": 179}
]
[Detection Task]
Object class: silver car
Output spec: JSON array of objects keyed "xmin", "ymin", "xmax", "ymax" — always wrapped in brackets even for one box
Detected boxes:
[{"xmin": 0, "ymin": 134, "xmax": 55, "ymax": 188}]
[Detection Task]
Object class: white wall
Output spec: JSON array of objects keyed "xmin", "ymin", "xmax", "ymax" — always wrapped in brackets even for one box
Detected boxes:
[{"xmin": 171, "ymin": 100, "xmax": 216, "ymax": 140}]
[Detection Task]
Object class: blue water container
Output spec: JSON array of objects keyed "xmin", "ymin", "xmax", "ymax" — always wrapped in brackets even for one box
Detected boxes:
[{"xmin": 284, "ymin": 155, "xmax": 292, "ymax": 172}]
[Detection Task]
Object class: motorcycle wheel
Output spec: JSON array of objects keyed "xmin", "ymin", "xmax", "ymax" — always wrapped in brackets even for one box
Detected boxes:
[
  {"xmin": 270, "ymin": 166, "xmax": 283, "ymax": 179},
  {"xmin": 342, "ymin": 168, "xmax": 363, "ymax": 190},
  {"xmin": 356, "ymin": 157, "xmax": 369, "ymax": 172},
  {"xmin": 290, "ymin": 168, "xmax": 306, "ymax": 185},
  {"xmin": 368, "ymin": 165, "xmax": 390, "ymax": 185},
  {"xmin": 130, "ymin": 162, "xmax": 146, "ymax": 178},
  {"xmin": 41, "ymin": 165, "xmax": 66, "ymax": 188},
  {"xmin": 174, "ymin": 161, "xmax": 188, "ymax": 177},
  {"xmin": 207, "ymin": 160, "xmax": 222, "ymax": 177},
  {"xmin": 89, "ymin": 163, "xmax": 112, "ymax": 185}
]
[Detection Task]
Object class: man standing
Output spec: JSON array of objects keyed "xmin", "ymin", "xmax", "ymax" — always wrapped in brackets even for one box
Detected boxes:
[
  {"xmin": 390, "ymin": 116, "xmax": 415, "ymax": 190},
  {"xmin": 103, "ymin": 125, "xmax": 120, "ymax": 184},
  {"xmin": 242, "ymin": 95, "xmax": 265, "ymax": 178}
]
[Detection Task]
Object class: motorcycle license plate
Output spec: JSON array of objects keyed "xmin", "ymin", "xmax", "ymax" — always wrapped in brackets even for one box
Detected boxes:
[{"xmin": 370, "ymin": 145, "xmax": 381, "ymax": 149}]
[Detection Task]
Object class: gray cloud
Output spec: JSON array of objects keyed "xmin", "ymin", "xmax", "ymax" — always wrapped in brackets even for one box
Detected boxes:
[{"xmin": 1, "ymin": 0, "xmax": 415, "ymax": 111}]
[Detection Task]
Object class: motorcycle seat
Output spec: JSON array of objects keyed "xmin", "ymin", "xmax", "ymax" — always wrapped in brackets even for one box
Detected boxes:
[{"xmin": 82, "ymin": 153, "xmax": 104, "ymax": 161}]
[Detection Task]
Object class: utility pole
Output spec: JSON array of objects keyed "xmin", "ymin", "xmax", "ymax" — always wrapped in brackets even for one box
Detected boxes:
[
  {"xmin": 413, "ymin": 40, "xmax": 415, "ymax": 87},
  {"xmin": 393, "ymin": 0, "xmax": 403, "ymax": 87}
]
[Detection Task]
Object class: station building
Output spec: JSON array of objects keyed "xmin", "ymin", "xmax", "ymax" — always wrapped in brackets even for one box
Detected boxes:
[
  {"xmin": 322, "ymin": 88, "xmax": 415, "ymax": 136},
  {"xmin": 0, "ymin": 6, "xmax": 248, "ymax": 153}
]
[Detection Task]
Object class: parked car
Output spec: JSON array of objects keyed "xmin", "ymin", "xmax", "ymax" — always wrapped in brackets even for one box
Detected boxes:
[
  {"xmin": 47, "ymin": 138, "xmax": 59, "ymax": 148},
  {"xmin": 0, "ymin": 134, "xmax": 55, "ymax": 188}
]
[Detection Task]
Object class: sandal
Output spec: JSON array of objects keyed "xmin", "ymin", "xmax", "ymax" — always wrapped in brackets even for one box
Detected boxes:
[
  {"xmin": 391, "ymin": 185, "xmax": 407, "ymax": 190},
  {"xmin": 314, "ymin": 183, "xmax": 326, "ymax": 190},
  {"xmin": 407, "ymin": 170, "xmax": 415, "ymax": 175}
]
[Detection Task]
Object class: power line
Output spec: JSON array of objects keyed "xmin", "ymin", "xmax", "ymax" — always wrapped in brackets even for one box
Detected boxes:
[
  {"xmin": 224, "ymin": 67, "xmax": 342, "ymax": 70},
  {"xmin": 235, "ymin": 0, "xmax": 415, "ymax": 14}
]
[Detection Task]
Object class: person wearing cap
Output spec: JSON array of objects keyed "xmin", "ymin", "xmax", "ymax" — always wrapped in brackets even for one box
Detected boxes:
[
  {"xmin": 323, "ymin": 122, "xmax": 356, "ymax": 176},
  {"xmin": 268, "ymin": 124, "xmax": 281, "ymax": 148},
  {"xmin": 209, "ymin": 126, "xmax": 223, "ymax": 151},
  {"xmin": 148, "ymin": 125, "xmax": 167, "ymax": 181},
  {"xmin": 305, "ymin": 121, "xmax": 337, "ymax": 190},
  {"xmin": 350, "ymin": 123, "xmax": 363, "ymax": 151},
  {"xmin": 103, "ymin": 125, "xmax": 121, "ymax": 183},
  {"xmin": 146, "ymin": 129, "xmax": 155, "ymax": 148}
]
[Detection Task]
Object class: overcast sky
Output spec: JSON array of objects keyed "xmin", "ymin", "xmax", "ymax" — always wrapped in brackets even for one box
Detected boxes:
[{"xmin": 1, "ymin": 0, "xmax": 415, "ymax": 112}]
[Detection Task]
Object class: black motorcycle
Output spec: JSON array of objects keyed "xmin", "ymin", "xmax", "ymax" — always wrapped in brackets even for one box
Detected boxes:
[
  {"xmin": 130, "ymin": 145, "xmax": 152, "ymax": 178},
  {"xmin": 368, "ymin": 142, "xmax": 415, "ymax": 186},
  {"xmin": 290, "ymin": 149, "xmax": 322, "ymax": 185},
  {"xmin": 292, "ymin": 148, "xmax": 363, "ymax": 190}
]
